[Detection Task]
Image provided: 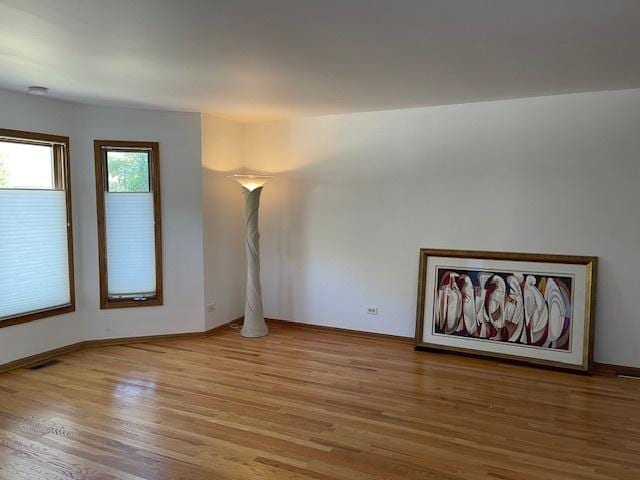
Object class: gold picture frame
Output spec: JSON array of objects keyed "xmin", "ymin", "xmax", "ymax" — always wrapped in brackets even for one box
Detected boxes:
[{"xmin": 415, "ymin": 249, "xmax": 597, "ymax": 373}]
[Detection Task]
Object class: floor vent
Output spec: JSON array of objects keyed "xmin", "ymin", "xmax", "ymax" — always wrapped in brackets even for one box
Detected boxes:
[{"xmin": 29, "ymin": 359, "xmax": 61, "ymax": 370}]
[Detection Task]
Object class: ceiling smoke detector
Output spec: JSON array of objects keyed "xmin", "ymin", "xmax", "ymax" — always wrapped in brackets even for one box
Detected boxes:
[{"xmin": 27, "ymin": 86, "xmax": 48, "ymax": 95}]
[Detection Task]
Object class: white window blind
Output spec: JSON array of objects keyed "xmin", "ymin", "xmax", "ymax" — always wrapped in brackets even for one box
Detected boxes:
[
  {"xmin": 0, "ymin": 189, "xmax": 71, "ymax": 318},
  {"xmin": 105, "ymin": 192, "xmax": 156, "ymax": 297}
]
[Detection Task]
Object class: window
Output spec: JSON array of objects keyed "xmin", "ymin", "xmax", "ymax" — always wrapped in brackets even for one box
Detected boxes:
[
  {"xmin": 94, "ymin": 140, "xmax": 162, "ymax": 309},
  {"xmin": 0, "ymin": 129, "xmax": 75, "ymax": 328}
]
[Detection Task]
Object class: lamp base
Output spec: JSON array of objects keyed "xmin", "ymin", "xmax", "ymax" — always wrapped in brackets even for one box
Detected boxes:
[{"xmin": 240, "ymin": 321, "xmax": 269, "ymax": 338}]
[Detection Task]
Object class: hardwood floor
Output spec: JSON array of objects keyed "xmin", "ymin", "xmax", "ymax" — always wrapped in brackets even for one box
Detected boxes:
[{"xmin": 0, "ymin": 322, "xmax": 639, "ymax": 480}]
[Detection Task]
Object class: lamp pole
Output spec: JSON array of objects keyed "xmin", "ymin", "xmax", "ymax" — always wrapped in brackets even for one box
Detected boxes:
[
  {"xmin": 241, "ymin": 186, "xmax": 267, "ymax": 337},
  {"xmin": 229, "ymin": 174, "xmax": 272, "ymax": 338}
]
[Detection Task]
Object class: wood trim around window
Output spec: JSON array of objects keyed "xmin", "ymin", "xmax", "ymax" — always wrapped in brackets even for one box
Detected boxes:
[
  {"xmin": 94, "ymin": 140, "xmax": 163, "ymax": 309},
  {"xmin": 0, "ymin": 128, "xmax": 76, "ymax": 329}
]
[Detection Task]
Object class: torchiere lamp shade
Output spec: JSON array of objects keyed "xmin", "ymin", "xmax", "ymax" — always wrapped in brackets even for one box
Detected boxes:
[{"xmin": 230, "ymin": 174, "xmax": 272, "ymax": 192}]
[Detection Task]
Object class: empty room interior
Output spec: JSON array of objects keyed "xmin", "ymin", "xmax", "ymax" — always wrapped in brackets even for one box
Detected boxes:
[{"xmin": 1, "ymin": 1, "xmax": 640, "ymax": 479}]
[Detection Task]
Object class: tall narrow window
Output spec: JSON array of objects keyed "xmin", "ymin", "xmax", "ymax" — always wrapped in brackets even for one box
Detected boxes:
[
  {"xmin": 0, "ymin": 129, "xmax": 75, "ymax": 328},
  {"xmin": 94, "ymin": 141, "xmax": 162, "ymax": 309}
]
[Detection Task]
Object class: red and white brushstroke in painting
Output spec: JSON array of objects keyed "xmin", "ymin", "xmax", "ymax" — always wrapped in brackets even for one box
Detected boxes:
[{"xmin": 433, "ymin": 268, "xmax": 572, "ymax": 350}]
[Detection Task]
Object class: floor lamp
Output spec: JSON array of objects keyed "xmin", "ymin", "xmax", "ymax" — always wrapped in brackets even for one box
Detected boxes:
[{"xmin": 229, "ymin": 174, "xmax": 273, "ymax": 337}]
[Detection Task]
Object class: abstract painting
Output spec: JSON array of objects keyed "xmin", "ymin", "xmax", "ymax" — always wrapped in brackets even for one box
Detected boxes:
[
  {"xmin": 434, "ymin": 268, "xmax": 572, "ymax": 350},
  {"xmin": 415, "ymin": 249, "xmax": 597, "ymax": 372}
]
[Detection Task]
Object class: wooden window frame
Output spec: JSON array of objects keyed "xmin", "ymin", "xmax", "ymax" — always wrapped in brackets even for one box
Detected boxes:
[
  {"xmin": 94, "ymin": 140, "xmax": 163, "ymax": 309},
  {"xmin": 0, "ymin": 128, "xmax": 76, "ymax": 328}
]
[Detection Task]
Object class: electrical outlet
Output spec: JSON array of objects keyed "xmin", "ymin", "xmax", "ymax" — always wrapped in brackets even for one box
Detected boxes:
[
  {"xmin": 367, "ymin": 306, "xmax": 378, "ymax": 315},
  {"xmin": 207, "ymin": 303, "xmax": 216, "ymax": 312}
]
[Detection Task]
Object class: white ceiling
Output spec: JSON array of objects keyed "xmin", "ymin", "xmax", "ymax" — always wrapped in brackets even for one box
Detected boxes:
[{"xmin": 1, "ymin": 0, "xmax": 639, "ymax": 121}]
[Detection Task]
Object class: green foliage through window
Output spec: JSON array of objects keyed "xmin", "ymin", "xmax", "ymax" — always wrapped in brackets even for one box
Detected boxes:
[{"xmin": 106, "ymin": 151, "xmax": 150, "ymax": 192}]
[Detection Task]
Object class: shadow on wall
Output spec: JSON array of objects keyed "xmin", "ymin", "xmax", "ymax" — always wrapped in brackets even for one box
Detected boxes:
[
  {"xmin": 201, "ymin": 167, "xmax": 247, "ymax": 329},
  {"xmin": 259, "ymin": 178, "xmax": 312, "ymax": 324}
]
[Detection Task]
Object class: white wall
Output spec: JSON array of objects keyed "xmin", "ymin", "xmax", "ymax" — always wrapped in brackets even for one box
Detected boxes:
[
  {"xmin": 244, "ymin": 89, "xmax": 640, "ymax": 368},
  {"xmin": 0, "ymin": 90, "xmax": 84, "ymax": 364},
  {"xmin": 74, "ymin": 104, "xmax": 207, "ymax": 339},
  {"xmin": 201, "ymin": 114, "xmax": 246, "ymax": 330}
]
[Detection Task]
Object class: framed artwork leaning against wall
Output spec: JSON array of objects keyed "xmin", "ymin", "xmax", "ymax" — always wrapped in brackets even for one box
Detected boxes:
[{"xmin": 415, "ymin": 249, "xmax": 597, "ymax": 373}]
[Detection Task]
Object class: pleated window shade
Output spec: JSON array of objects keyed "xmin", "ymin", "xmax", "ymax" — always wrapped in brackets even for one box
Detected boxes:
[
  {"xmin": 105, "ymin": 192, "xmax": 156, "ymax": 296},
  {"xmin": 0, "ymin": 190, "xmax": 71, "ymax": 318}
]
